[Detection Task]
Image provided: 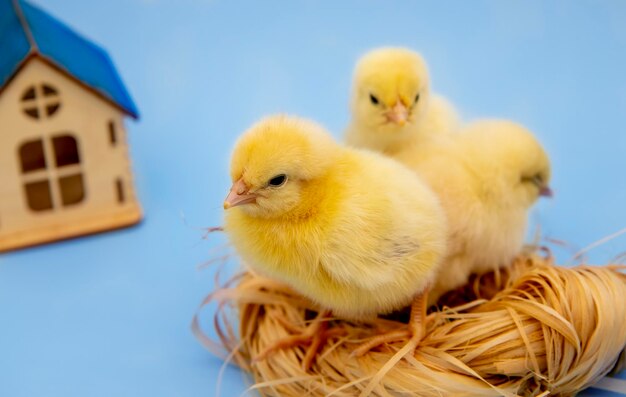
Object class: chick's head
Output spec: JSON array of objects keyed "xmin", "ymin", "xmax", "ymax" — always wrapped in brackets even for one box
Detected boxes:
[
  {"xmin": 225, "ymin": 115, "xmax": 339, "ymax": 218},
  {"xmin": 351, "ymin": 47, "xmax": 431, "ymax": 134},
  {"xmin": 517, "ymin": 143, "xmax": 552, "ymax": 207},
  {"xmin": 493, "ymin": 122, "xmax": 552, "ymax": 207}
]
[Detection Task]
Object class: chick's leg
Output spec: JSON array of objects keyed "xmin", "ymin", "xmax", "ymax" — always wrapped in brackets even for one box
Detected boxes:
[
  {"xmin": 407, "ymin": 287, "xmax": 429, "ymax": 342},
  {"xmin": 253, "ymin": 310, "xmax": 339, "ymax": 371},
  {"xmin": 352, "ymin": 287, "xmax": 429, "ymax": 357}
]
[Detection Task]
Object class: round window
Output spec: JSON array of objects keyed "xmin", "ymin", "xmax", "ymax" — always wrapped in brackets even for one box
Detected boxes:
[{"xmin": 21, "ymin": 83, "xmax": 62, "ymax": 120}]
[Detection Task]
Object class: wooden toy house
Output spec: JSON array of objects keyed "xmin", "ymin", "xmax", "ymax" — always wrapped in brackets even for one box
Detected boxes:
[{"xmin": 0, "ymin": 0, "xmax": 142, "ymax": 252}]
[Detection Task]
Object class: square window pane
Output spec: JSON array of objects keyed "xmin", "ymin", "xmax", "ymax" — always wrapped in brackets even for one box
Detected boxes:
[
  {"xmin": 52, "ymin": 135, "xmax": 80, "ymax": 167},
  {"xmin": 24, "ymin": 180, "xmax": 53, "ymax": 211},
  {"xmin": 19, "ymin": 139, "xmax": 46, "ymax": 173},
  {"xmin": 59, "ymin": 174, "xmax": 85, "ymax": 206}
]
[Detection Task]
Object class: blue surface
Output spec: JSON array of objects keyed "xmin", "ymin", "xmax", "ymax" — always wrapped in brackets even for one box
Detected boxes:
[
  {"xmin": 0, "ymin": 0, "xmax": 138, "ymax": 118},
  {"xmin": 1, "ymin": 1, "xmax": 626, "ymax": 396}
]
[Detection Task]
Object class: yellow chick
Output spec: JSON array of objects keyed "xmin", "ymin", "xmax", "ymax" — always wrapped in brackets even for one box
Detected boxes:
[
  {"xmin": 344, "ymin": 47, "xmax": 552, "ymax": 302},
  {"xmin": 349, "ymin": 117, "xmax": 552, "ymax": 303},
  {"xmin": 345, "ymin": 47, "xmax": 459, "ymax": 155},
  {"xmin": 223, "ymin": 115, "xmax": 447, "ymax": 368}
]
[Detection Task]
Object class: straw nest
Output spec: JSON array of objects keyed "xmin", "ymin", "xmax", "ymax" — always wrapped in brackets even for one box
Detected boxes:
[{"xmin": 195, "ymin": 252, "xmax": 626, "ymax": 397}]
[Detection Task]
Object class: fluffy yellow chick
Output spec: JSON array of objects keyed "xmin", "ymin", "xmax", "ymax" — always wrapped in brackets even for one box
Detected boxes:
[
  {"xmin": 224, "ymin": 115, "xmax": 447, "ymax": 367},
  {"xmin": 344, "ymin": 47, "xmax": 551, "ymax": 302},
  {"xmin": 350, "ymin": 117, "xmax": 552, "ymax": 302},
  {"xmin": 345, "ymin": 47, "xmax": 459, "ymax": 154}
]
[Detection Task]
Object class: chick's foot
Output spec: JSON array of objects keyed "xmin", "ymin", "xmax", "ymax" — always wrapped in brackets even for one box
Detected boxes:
[
  {"xmin": 252, "ymin": 310, "xmax": 340, "ymax": 371},
  {"xmin": 352, "ymin": 288, "xmax": 429, "ymax": 357}
]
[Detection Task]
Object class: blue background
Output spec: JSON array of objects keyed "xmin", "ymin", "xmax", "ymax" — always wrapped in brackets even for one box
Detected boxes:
[{"xmin": 1, "ymin": 1, "xmax": 625, "ymax": 396}]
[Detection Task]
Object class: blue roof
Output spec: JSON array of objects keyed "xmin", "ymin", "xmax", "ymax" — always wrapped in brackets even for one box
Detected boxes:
[{"xmin": 0, "ymin": 0, "xmax": 139, "ymax": 118}]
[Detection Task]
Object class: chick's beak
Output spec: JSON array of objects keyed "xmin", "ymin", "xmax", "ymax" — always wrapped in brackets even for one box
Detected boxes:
[
  {"xmin": 224, "ymin": 178, "xmax": 258, "ymax": 209},
  {"xmin": 540, "ymin": 185, "xmax": 553, "ymax": 198},
  {"xmin": 385, "ymin": 102, "xmax": 409, "ymax": 126}
]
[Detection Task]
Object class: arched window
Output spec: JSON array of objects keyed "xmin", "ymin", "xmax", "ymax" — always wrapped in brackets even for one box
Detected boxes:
[{"xmin": 18, "ymin": 134, "xmax": 85, "ymax": 212}]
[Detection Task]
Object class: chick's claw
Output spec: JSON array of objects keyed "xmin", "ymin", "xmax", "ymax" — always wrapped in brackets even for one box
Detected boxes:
[{"xmin": 252, "ymin": 311, "xmax": 340, "ymax": 371}]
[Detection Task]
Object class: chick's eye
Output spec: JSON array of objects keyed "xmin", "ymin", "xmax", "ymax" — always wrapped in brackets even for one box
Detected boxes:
[
  {"xmin": 369, "ymin": 94, "xmax": 379, "ymax": 105},
  {"xmin": 268, "ymin": 174, "xmax": 287, "ymax": 187},
  {"xmin": 414, "ymin": 93, "xmax": 420, "ymax": 104},
  {"xmin": 522, "ymin": 174, "xmax": 543, "ymax": 187}
]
